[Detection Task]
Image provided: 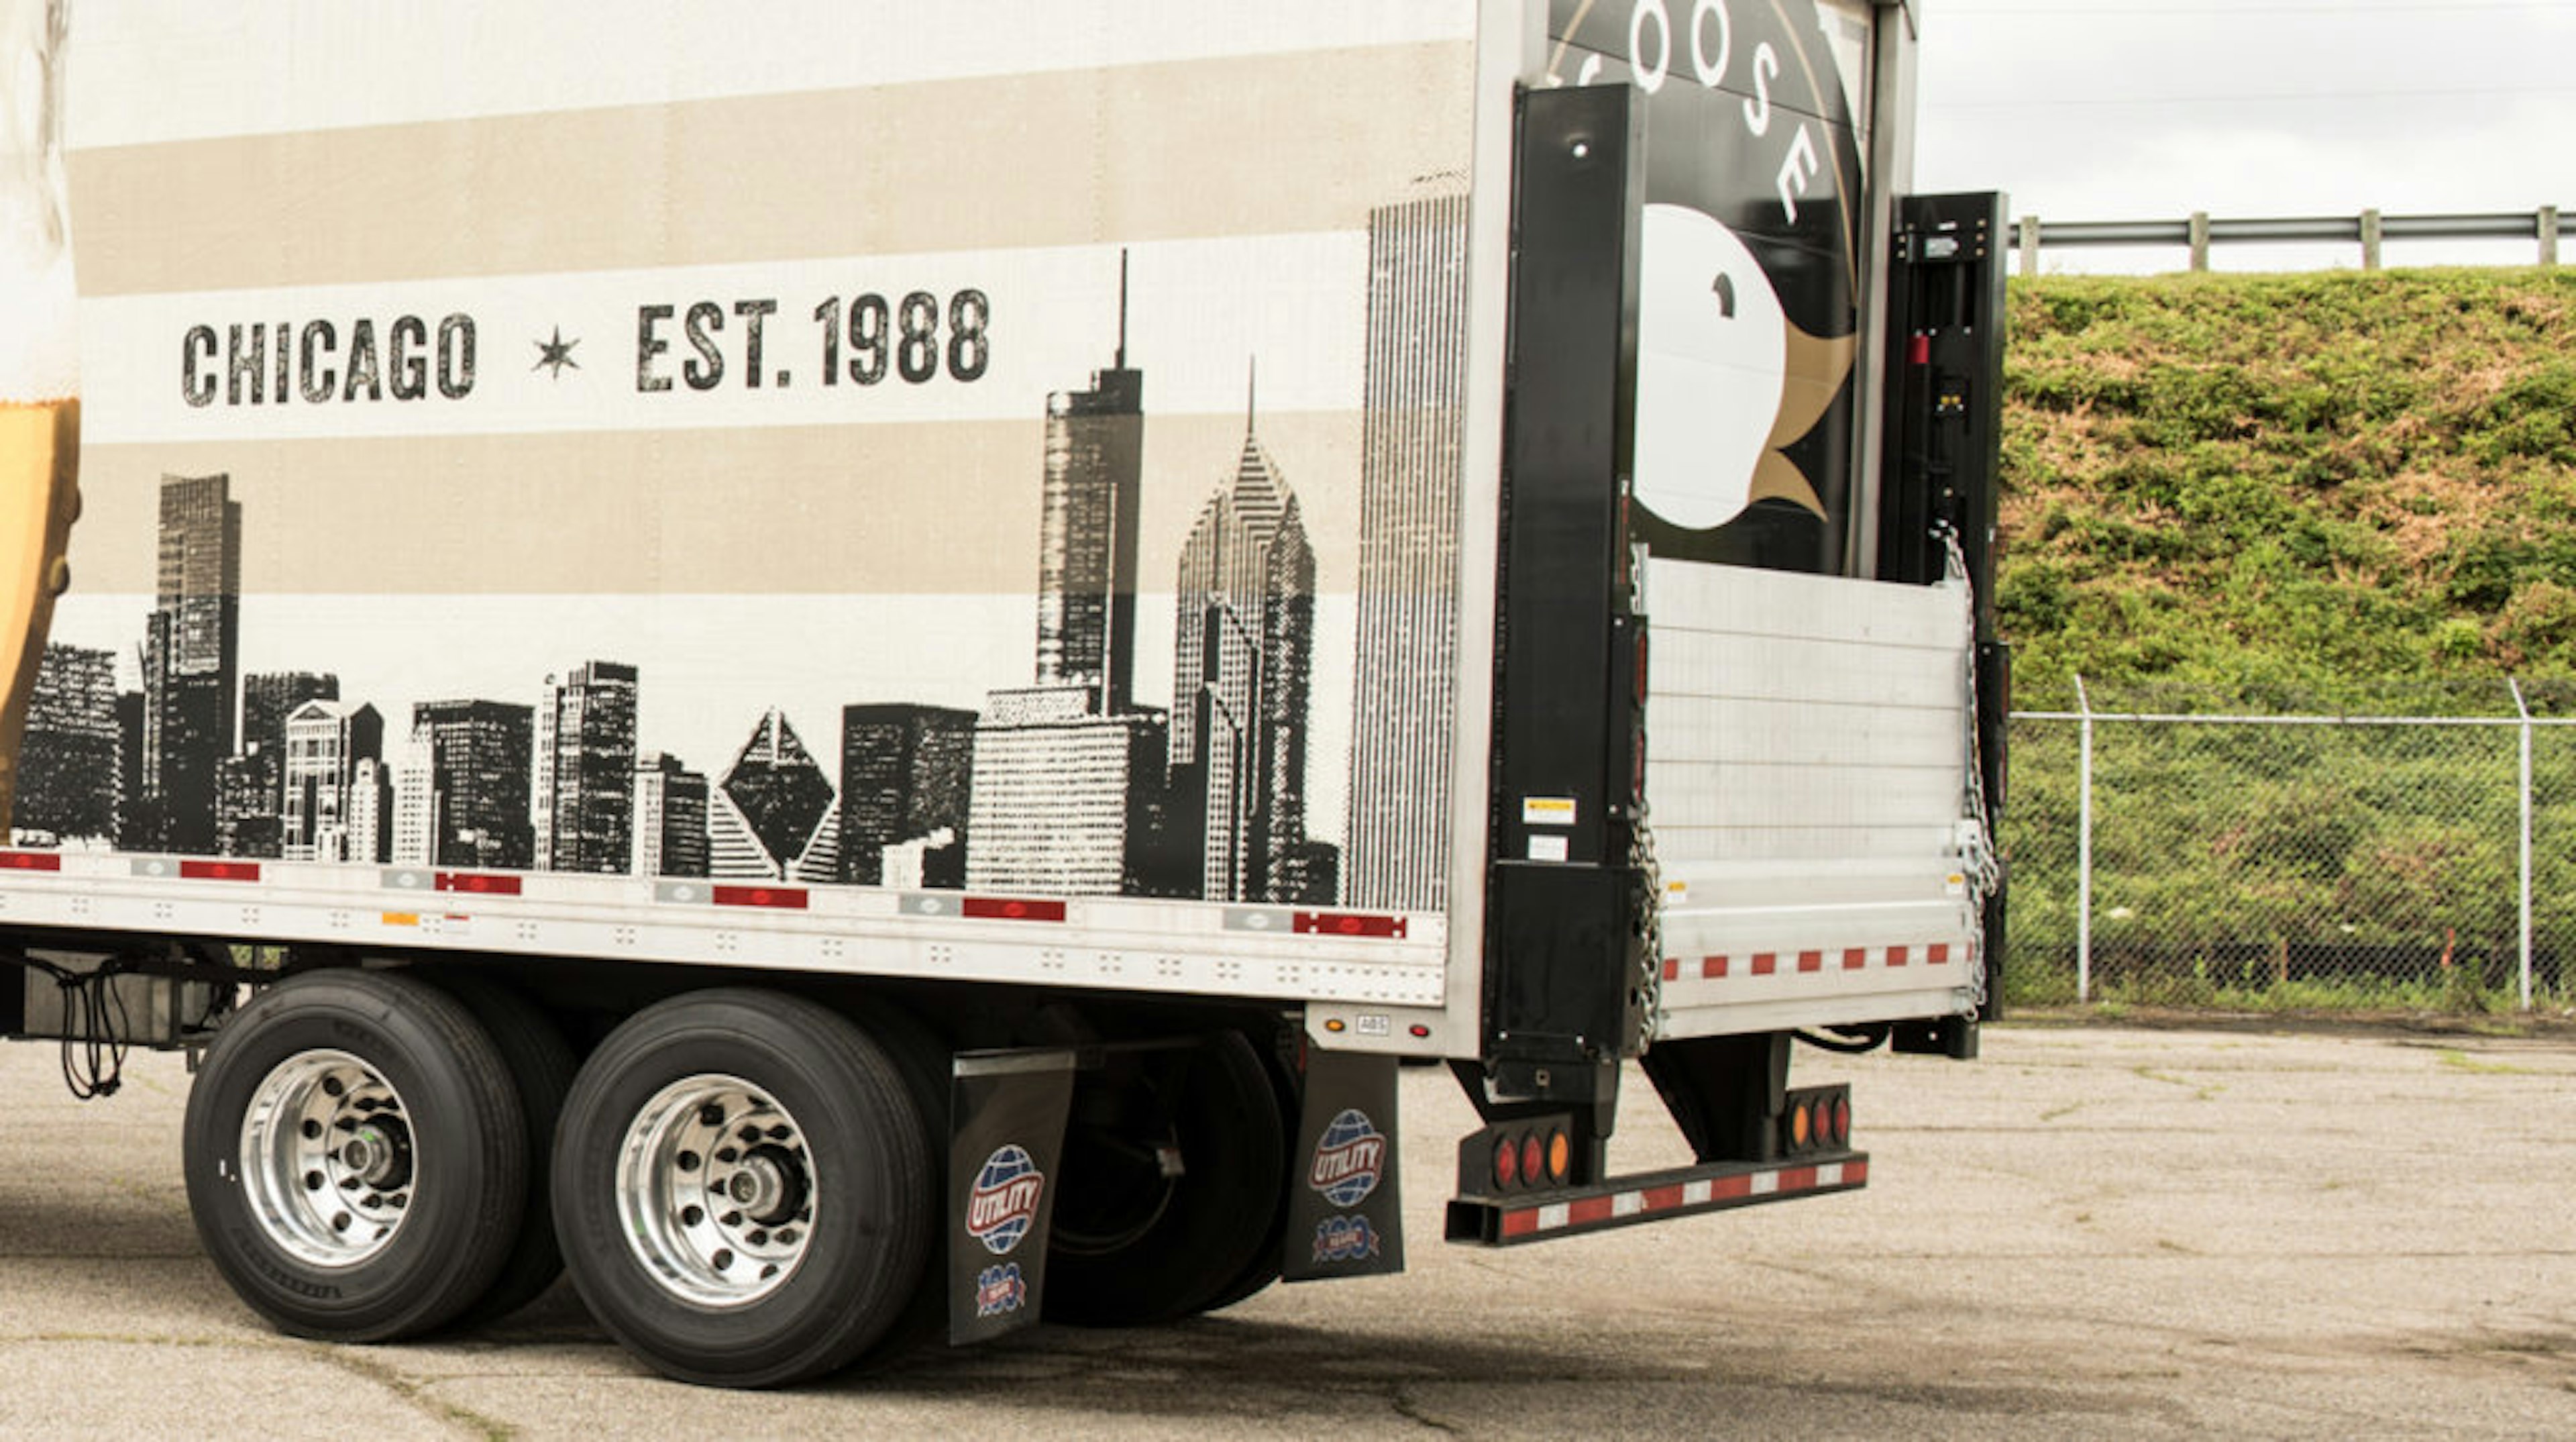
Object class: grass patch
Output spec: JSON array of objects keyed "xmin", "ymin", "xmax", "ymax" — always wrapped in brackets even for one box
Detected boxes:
[{"xmin": 2435, "ymin": 1049, "xmax": 2538, "ymax": 1076}]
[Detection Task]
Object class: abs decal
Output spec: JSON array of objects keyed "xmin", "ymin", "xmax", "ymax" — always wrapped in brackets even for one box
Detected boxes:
[
  {"xmin": 965, "ymin": 1143, "xmax": 1046, "ymax": 1255},
  {"xmin": 1307, "ymin": 1108, "xmax": 1386, "ymax": 1208}
]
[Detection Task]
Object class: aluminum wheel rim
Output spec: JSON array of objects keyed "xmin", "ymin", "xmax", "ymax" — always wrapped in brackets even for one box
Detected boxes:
[
  {"xmin": 615, "ymin": 1073, "xmax": 818, "ymax": 1308},
  {"xmin": 238, "ymin": 1049, "xmax": 417, "ymax": 1268}
]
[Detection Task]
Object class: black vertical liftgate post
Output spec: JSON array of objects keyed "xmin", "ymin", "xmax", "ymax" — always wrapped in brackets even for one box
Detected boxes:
[
  {"xmin": 1880, "ymin": 191, "xmax": 2012, "ymax": 1029},
  {"xmin": 1478, "ymin": 83, "xmax": 1649, "ymax": 1171}
]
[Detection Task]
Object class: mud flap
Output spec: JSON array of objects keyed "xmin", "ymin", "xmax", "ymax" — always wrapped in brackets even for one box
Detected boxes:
[
  {"xmin": 1281, "ymin": 1049, "xmax": 1405, "ymax": 1281},
  {"xmin": 947, "ymin": 1048, "xmax": 1077, "ymax": 1343}
]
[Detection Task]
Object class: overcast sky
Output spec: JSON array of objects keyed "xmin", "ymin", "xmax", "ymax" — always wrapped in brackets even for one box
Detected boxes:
[{"xmin": 1911, "ymin": 0, "xmax": 2576, "ymax": 272}]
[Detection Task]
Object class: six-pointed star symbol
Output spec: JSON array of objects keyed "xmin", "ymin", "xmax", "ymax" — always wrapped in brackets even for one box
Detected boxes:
[{"xmin": 533, "ymin": 326, "xmax": 580, "ymax": 378}]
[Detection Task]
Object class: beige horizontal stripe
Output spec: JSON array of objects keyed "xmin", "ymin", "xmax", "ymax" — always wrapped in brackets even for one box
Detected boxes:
[
  {"xmin": 70, "ymin": 44, "xmax": 1474, "ymax": 298},
  {"xmin": 70, "ymin": 411, "xmax": 1364, "ymax": 596}
]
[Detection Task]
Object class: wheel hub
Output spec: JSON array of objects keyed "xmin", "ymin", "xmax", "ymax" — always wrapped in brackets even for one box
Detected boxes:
[
  {"xmin": 237, "ymin": 1050, "xmax": 417, "ymax": 1268},
  {"xmin": 341, "ymin": 1119, "xmax": 413, "ymax": 1190},
  {"xmin": 615, "ymin": 1075, "xmax": 818, "ymax": 1307}
]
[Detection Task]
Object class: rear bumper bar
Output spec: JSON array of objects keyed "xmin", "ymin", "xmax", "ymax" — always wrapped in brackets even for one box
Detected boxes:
[{"xmin": 1444, "ymin": 1152, "xmax": 1867, "ymax": 1247}]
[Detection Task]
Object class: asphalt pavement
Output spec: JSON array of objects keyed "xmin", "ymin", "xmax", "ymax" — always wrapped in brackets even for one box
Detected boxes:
[{"xmin": 0, "ymin": 1020, "xmax": 2569, "ymax": 1439}]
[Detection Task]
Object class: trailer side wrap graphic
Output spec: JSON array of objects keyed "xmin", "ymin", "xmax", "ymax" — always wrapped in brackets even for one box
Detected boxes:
[
  {"xmin": 25, "ymin": 3, "xmax": 1479, "ymax": 917},
  {"xmin": 1546, "ymin": 0, "xmax": 1873, "ymax": 576}
]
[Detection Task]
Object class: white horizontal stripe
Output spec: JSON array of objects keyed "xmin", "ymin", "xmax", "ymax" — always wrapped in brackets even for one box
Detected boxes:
[
  {"xmin": 1682, "ymin": 1179, "xmax": 1713, "ymax": 1205},
  {"xmin": 1817, "ymin": 1164, "xmax": 1844, "ymax": 1186},
  {"xmin": 70, "ymin": 1, "xmax": 1479, "ymax": 149},
  {"xmin": 1536, "ymin": 1202, "xmax": 1570, "ymax": 1232},
  {"xmin": 80, "ymin": 234, "xmax": 1366, "ymax": 446},
  {"xmin": 1612, "ymin": 1192, "xmax": 1644, "ymax": 1218},
  {"xmin": 1751, "ymin": 1171, "xmax": 1780, "ymax": 1196}
]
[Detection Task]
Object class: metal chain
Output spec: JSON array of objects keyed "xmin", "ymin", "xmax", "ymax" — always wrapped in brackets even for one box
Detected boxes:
[
  {"xmin": 1941, "ymin": 525, "xmax": 2002, "ymax": 1014},
  {"xmin": 1630, "ymin": 540, "xmax": 1665, "ymax": 1047},
  {"xmin": 1631, "ymin": 794, "xmax": 1665, "ymax": 1046}
]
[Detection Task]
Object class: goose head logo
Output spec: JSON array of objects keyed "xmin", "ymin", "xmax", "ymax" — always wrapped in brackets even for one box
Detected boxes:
[{"xmin": 1633, "ymin": 203, "xmax": 1853, "ymax": 532}]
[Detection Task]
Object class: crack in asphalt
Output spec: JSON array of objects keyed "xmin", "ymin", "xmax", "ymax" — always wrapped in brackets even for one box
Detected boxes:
[{"xmin": 301, "ymin": 1341, "xmax": 518, "ymax": 1441}]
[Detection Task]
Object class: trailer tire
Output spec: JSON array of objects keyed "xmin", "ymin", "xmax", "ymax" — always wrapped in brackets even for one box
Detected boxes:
[
  {"xmin": 1044, "ymin": 1031, "xmax": 1286, "ymax": 1327},
  {"xmin": 551, "ymin": 990, "xmax": 934, "ymax": 1388},
  {"xmin": 829, "ymin": 997, "xmax": 952, "ymax": 1372},
  {"xmin": 421, "ymin": 969, "xmax": 578, "ymax": 1328},
  {"xmin": 1195, "ymin": 1028, "xmax": 1301, "ymax": 1313},
  {"xmin": 183, "ymin": 969, "xmax": 529, "ymax": 1343}
]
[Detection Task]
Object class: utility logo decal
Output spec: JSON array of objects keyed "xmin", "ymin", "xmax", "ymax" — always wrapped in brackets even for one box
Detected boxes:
[
  {"xmin": 1308, "ymin": 1109, "xmax": 1387, "ymax": 1207},
  {"xmin": 966, "ymin": 1143, "xmax": 1046, "ymax": 1255}
]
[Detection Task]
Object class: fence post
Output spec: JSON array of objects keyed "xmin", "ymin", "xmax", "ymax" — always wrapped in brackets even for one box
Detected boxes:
[
  {"xmin": 2076, "ymin": 675, "xmax": 2094, "ymax": 1005},
  {"xmin": 2187, "ymin": 211, "xmax": 2210, "ymax": 272},
  {"xmin": 2019, "ymin": 214, "xmax": 2040, "ymax": 278},
  {"xmin": 2514, "ymin": 680, "xmax": 2534, "ymax": 1009},
  {"xmin": 2361, "ymin": 208, "xmax": 2383, "ymax": 270},
  {"xmin": 2544, "ymin": 206, "xmax": 2561, "ymax": 268}
]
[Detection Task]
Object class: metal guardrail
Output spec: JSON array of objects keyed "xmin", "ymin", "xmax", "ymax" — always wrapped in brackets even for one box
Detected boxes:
[{"xmin": 2015, "ymin": 206, "xmax": 2563, "ymax": 276}]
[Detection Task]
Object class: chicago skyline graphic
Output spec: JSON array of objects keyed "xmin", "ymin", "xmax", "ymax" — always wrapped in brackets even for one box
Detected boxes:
[{"xmin": 13, "ymin": 193, "xmax": 1470, "ymax": 911}]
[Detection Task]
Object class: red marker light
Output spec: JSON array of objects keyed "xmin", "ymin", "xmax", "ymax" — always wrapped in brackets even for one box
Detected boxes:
[
  {"xmin": 712, "ymin": 885, "xmax": 809, "ymax": 911},
  {"xmin": 961, "ymin": 896, "xmax": 1065, "ymax": 922},
  {"xmin": 1291, "ymin": 911, "xmax": 1407, "ymax": 939},
  {"xmin": 180, "ymin": 860, "xmax": 261, "ymax": 882}
]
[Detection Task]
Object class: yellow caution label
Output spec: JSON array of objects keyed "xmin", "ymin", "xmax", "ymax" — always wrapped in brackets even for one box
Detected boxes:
[{"xmin": 1521, "ymin": 796, "xmax": 1578, "ymax": 827}]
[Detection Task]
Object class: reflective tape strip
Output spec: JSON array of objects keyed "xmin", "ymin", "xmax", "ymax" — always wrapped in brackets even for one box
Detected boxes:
[
  {"xmin": 1660, "ymin": 946, "xmax": 1964, "ymax": 980},
  {"xmin": 1489, "ymin": 1157, "xmax": 1868, "ymax": 1240}
]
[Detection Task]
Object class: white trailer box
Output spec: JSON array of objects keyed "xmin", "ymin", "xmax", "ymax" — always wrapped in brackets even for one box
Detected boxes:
[{"xmin": 0, "ymin": 0, "xmax": 2006, "ymax": 1388}]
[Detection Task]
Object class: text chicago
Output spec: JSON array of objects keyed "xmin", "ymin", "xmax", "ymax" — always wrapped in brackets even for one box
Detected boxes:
[{"xmin": 181, "ymin": 315, "xmax": 476, "ymax": 407}]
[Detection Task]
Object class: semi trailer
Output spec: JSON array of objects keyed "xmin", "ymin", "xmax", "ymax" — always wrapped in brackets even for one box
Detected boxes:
[{"xmin": 0, "ymin": 0, "xmax": 2008, "ymax": 1388}]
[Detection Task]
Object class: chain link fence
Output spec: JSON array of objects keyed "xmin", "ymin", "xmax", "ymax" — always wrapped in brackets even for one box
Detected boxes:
[{"xmin": 2003, "ymin": 680, "xmax": 2576, "ymax": 1013}]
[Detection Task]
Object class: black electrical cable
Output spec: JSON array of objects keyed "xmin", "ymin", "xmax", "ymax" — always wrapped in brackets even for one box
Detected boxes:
[
  {"xmin": 64, "ymin": 968, "xmax": 129, "ymax": 1100},
  {"xmin": 1793, "ymin": 1025, "xmax": 1891, "ymax": 1055},
  {"xmin": 14, "ymin": 955, "xmax": 129, "ymax": 1100}
]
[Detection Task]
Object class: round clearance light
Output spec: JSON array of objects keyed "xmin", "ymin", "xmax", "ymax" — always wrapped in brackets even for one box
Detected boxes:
[
  {"xmin": 1547, "ymin": 1128, "xmax": 1572, "ymax": 1184},
  {"xmin": 1831, "ymin": 1096, "xmax": 1851, "ymax": 1147},
  {"xmin": 1521, "ymin": 1135, "xmax": 1546, "ymax": 1190},
  {"xmin": 1789, "ymin": 1101, "xmax": 1812, "ymax": 1151},
  {"xmin": 1493, "ymin": 1135, "xmax": 1520, "ymax": 1190}
]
